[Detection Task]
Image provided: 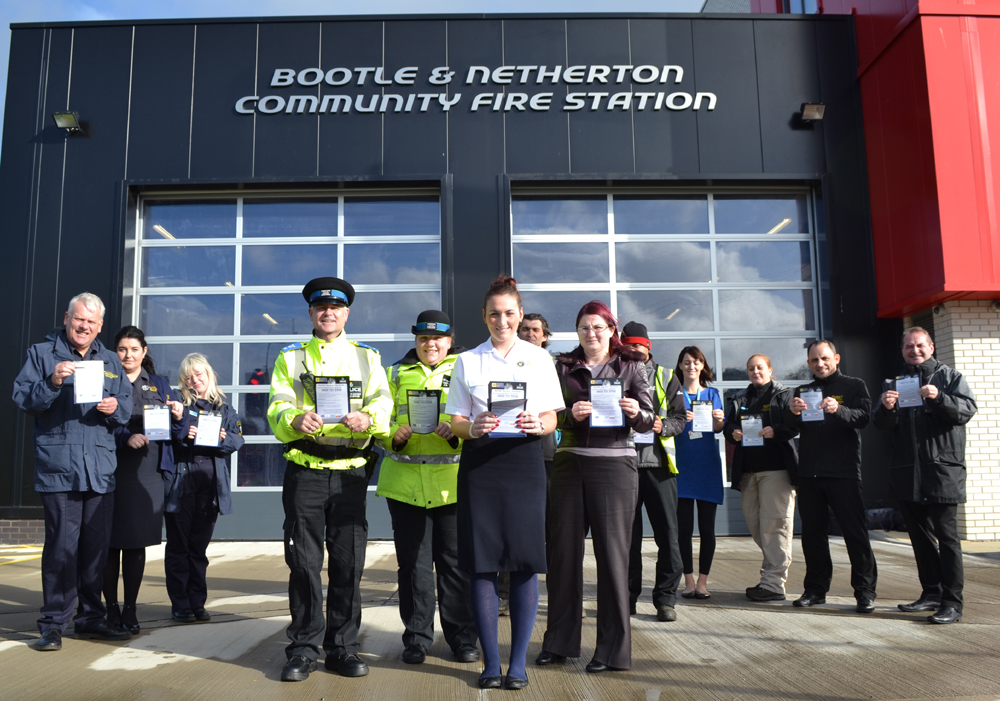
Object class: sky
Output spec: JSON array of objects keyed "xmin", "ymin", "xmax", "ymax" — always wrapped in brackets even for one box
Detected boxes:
[{"xmin": 0, "ymin": 0, "xmax": 706, "ymax": 150}]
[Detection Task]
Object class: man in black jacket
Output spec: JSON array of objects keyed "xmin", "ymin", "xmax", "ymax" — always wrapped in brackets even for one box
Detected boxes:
[
  {"xmin": 873, "ymin": 327, "xmax": 976, "ymax": 624},
  {"xmin": 785, "ymin": 340, "xmax": 878, "ymax": 613},
  {"xmin": 621, "ymin": 322, "xmax": 687, "ymax": 622}
]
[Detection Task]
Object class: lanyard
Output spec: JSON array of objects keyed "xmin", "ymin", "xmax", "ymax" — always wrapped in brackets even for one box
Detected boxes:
[{"xmin": 684, "ymin": 387, "xmax": 704, "ymax": 409}]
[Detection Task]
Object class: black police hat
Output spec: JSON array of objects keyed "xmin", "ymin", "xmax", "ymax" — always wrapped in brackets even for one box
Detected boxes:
[
  {"xmin": 302, "ymin": 277, "xmax": 355, "ymax": 307},
  {"xmin": 412, "ymin": 310, "xmax": 452, "ymax": 336}
]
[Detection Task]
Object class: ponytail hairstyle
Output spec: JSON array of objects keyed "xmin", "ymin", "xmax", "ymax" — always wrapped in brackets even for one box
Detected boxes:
[
  {"xmin": 177, "ymin": 353, "xmax": 227, "ymax": 408},
  {"xmin": 483, "ymin": 274, "xmax": 522, "ymax": 310},
  {"xmin": 114, "ymin": 325, "xmax": 156, "ymax": 375}
]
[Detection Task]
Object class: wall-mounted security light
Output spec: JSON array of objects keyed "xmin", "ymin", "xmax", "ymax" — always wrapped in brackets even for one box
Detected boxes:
[
  {"xmin": 52, "ymin": 111, "xmax": 82, "ymax": 133},
  {"xmin": 800, "ymin": 103, "xmax": 826, "ymax": 122}
]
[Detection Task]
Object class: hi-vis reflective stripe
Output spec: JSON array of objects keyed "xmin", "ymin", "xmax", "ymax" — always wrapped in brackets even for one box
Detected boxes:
[
  {"xmin": 383, "ymin": 451, "xmax": 460, "ymax": 465},
  {"xmin": 655, "ymin": 366, "xmax": 678, "ymax": 463}
]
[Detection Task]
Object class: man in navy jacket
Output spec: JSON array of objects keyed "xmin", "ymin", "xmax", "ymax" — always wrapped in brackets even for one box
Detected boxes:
[{"xmin": 12, "ymin": 293, "xmax": 132, "ymax": 651}]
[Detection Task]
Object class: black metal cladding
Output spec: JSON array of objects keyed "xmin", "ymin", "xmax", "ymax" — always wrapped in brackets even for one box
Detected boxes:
[{"xmin": 0, "ymin": 14, "xmax": 899, "ymax": 527}]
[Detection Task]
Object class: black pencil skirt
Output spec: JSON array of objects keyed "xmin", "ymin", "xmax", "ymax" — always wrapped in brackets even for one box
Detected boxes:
[{"xmin": 456, "ymin": 434, "xmax": 547, "ymax": 574}]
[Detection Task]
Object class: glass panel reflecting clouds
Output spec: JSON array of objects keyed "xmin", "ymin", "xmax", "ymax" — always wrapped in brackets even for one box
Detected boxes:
[
  {"xmin": 613, "ymin": 196, "xmax": 709, "ymax": 234},
  {"xmin": 146, "ymin": 343, "xmax": 233, "ymax": 386},
  {"xmin": 618, "ymin": 290, "xmax": 714, "ymax": 332},
  {"xmin": 716, "ymin": 242, "xmax": 811, "ymax": 282},
  {"xmin": 512, "ymin": 197, "xmax": 607, "ymax": 235},
  {"xmin": 719, "ymin": 289, "xmax": 815, "ymax": 331},
  {"xmin": 513, "ymin": 243, "xmax": 609, "ymax": 284},
  {"xmin": 141, "ymin": 247, "xmax": 235, "ymax": 288},
  {"xmin": 616, "ymin": 242, "xmax": 711, "ymax": 283},
  {"xmin": 238, "ymin": 343, "xmax": 287, "ymax": 386},
  {"xmin": 518, "ymin": 291, "xmax": 612, "ymax": 333},
  {"xmin": 344, "ymin": 197, "xmax": 439, "ymax": 236},
  {"xmin": 242, "ymin": 244, "xmax": 338, "ymax": 286},
  {"xmin": 720, "ymin": 338, "xmax": 815, "ymax": 381},
  {"xmin": 141, "ymin": 295, "xmax": 234, "ymax": 336},
  {"xmin": 243, "ymin": 199, "xmax": 337, "ymax": 238},
  {"xmin": 143, "ymin": 200, "xmax": 236, "ymax": 240},
  {"xmin": 651, "ymin": 340, "xmax": 716, "ymax": 374},
  {"xmin": 344, "ymin": 243, "xmax": 440, "ymax": 284},
  {"xmin": 241, "ymin": 294, "xmax": 311, "ymax": 336},
  {"xmin": 713, "ymin": 195, "xmax": 808, "ymax": 234},
  {"xmin": 236, "ymin": 443, "xmax": 287, "ymax": 487},
  {"xmin": 348, "ymin": 291, "xmax": 442, "ymax": 335}
]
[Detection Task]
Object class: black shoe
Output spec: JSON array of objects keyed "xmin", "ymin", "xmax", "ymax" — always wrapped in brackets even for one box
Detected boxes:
[
  {"xmin": 793, "ymin": 592, "xmax": 826, "ymax": 608},
  {"xmin": 193, "ymin": 608, "xmax": 211, "ymax": 622},
  {"xmin": 586, "ymin": 660, "xmax": 611, "ymax": 673},
  {"xmin": 106, "ymin": 602, "xmax": 122, "ymax": 630},
  {"xmin": 327, "ymin": 653, "xmax": 369, "ymax": 677},
  {"xmin": 479, "ymin": 675, "xmax": 503, "ymax": 689},
  {"xmin": 856, "ymin": 597, "xmax": 876, "ymax": 614},
  {"xmin": 746, "ymin": 585, "xmax": 787, "ymax": 602},
  {"xmin": 928, "ymin": 607, "xmax": 962, "ymax": 624},
  {"xmin": 281, "ymin": 655, "xmax": 317, "ymax": 682},
  {"xmin": 401, "ymin": 644, "xmax": 427, "ymax": 664},
  {"xmin": 899, "ymin": 595, "xmax": 942, "ymax": 613},
  {"xmin": 75, "ymin": 621, "xmax": 132, "ymax": 641},
  {"xmin": 656, "ymin": 605, "xmax": 677, "ymax": 622},
  {"xmin": 534, "ymin": 650, "xmax": 565, "ymax": 666},
  {"xmin": 120, "ymin": 605, "xmax": 140, "ymax": 634},
  {"xmin": 35, "ymin": 629, "xmax": 62, "ymax": 651},
  {"xmin": 498, "ymin": 597, "xmax": 510, "ymax": 616},
  {"xmin": 454, "ymin": 644, "xmax": 480, "ymax": 663},
  {"xmin": 172, "ymin": 609, "xmax": 197, "ymax": 623},
  {"xmin": 504, "ymin": 676, "xmax": 529, "ymax": 689}
]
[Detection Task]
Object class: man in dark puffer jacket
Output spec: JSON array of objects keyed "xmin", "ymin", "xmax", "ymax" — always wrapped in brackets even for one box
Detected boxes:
[{"xmin": 873, "ymin": 326, "xmax": 977, "ymax": 624}]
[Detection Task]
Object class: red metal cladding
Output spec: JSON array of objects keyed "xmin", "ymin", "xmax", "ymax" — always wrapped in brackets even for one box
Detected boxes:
[{"xmin": 752, "ymin": 0, "xmax": 1000, "ymax": 316}]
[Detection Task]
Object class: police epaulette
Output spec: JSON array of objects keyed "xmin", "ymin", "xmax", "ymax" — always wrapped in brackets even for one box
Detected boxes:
[
  {"xmin": 280, "ymin": 342, "xmax": 304, "ymax": 353},
  {"xmin": 352, "ymin": 341, "xmax": 380, "ymax": 354}
]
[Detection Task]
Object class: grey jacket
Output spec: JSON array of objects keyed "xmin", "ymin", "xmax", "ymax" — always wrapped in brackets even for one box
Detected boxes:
[{"xmin": 12, "ymin": 329, "xmax": 132, "ymax": 493}]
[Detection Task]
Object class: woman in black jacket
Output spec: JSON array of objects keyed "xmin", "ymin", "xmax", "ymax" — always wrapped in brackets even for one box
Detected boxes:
[
  {"xmin": 724, "ymin": 353, "xmax": 798, "ymax": 602},
  {"xmin": 536, "ymin": 301, "xmax": 654, "ymax": 674},
  {"xmin": 164, "ymin": 353, "xmax": 243, "ymax": 623}
]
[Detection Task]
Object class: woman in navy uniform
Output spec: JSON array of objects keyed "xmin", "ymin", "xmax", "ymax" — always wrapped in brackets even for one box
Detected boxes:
[
  {"xmin": 164, "ymin": 353, "xmax": 243, "ymax": 623},
  {"xmin": 103, "ymin": 326, "xmax": 184, "ymax": 633},
  {"xmin": 445, "ymin": 275, "xmax": 564, "ymax": 690}
]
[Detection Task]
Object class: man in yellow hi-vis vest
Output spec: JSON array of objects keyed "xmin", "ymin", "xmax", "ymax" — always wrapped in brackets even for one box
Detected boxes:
[
  {"xmin": 621, "ymin": 322, "xmax": 686, "ymax": 623},
  {"xmin": 268, "ymin": 277, "xmax": 391, "ymax": 683}
]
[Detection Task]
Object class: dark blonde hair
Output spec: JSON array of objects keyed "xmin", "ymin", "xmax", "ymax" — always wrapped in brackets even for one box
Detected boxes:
[
  {"xmin": 178, "ymin": 353, "xmax": 227, "ymax": 407},
  {"xmin": 747, "ymin": 353, "xmax": 772, "ymax": 369}
]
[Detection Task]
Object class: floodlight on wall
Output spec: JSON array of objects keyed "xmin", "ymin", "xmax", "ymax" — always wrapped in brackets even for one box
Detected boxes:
[
  {"xmin": 800, "ymin": 103, "xmax": 826, "ymax": 122},
  {"xmin": 52, "ymin": 111, "xmax": 82, "ymax": 133}
]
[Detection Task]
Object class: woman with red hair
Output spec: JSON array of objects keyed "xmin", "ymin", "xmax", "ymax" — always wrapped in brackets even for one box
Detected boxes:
[{"xmin": 536, "ymin": 301, "xmax": 655, "ymax": 674}]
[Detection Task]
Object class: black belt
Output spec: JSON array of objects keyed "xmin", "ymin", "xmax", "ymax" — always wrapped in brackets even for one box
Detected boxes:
[{"xmin": 286, "ymin": 439, "xmax": 373, "ymax": 462}]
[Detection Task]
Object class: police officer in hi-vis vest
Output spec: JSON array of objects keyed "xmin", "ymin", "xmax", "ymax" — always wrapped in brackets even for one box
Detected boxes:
[
  {"xmin": 376, "ymin": 310, "xmax": 479, "ymax": 665},
  {"xmin": 620, "ymin": 322, "xmax": 687, "ymax": 622},
  {"xmin": 268, "ymin": 277, "xmax": 392, "ymax": 682}
]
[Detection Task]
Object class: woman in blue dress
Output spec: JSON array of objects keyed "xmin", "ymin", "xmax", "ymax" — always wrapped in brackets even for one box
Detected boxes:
[{"xmin": 673, "ymin": 346, "xmax": 725, "ymax": 599}]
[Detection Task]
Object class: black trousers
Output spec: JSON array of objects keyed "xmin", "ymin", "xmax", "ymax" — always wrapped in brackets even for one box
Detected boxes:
[
  {"xmin": 282, "ymin": 462, "xmax": 368, "ymax": 662},
  {"xmin": 544, "ymin": 452, "xmax": 637, "ymax": 670},
  {"xmin": 628, "ymin": 468, "xmax": 682, "ymax": 608},
  {"xmin": 38, "ymin": 490, "xmax": 114, "ymax": 632},
  {"xmin": 164, "ymin": 482, "xmax": 218, "ymax": 613},
  {"xmin": 898, "ymin": 500, "xmax": 963, "ymax": 611},
  {"xmin": 677, "ymin": 498, "xmax": 719, "ymax": 576},
  {"xmin": 387, "ymin": 499, "xmax": 477, "ymax": 650},
  {"xmin": 797, "ymin": 477, "xmax": 877, "ymax": 598}
]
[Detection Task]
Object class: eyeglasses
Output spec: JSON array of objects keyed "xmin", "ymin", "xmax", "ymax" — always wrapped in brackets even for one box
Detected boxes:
[{"xmin": 577, "ymin": 325, "xmax": 609, "ymax": 335}]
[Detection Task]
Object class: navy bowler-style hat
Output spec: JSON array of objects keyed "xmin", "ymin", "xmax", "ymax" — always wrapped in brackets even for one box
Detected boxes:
[
  {"xmin": 412, "ymin": 310, "xmax": 452, "ymax": 336},
  {"xmin": 302, "ymin": 277, "xmax": 355, "ymax": 307}
]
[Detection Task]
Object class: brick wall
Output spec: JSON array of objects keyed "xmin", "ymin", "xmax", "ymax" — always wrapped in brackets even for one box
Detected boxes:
[
  {"xmin": 0, "ymin": 519, "xmax": 45, "ymax": 545},
  {"xmin": 908, "ymin": 300, "xmax": 1000, "ymax": 541}
]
